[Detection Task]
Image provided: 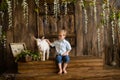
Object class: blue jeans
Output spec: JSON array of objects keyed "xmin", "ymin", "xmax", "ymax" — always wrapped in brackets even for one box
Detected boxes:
[{"xmin": 56, "ymin": 55, "xmax": 70, "ymax": 63}]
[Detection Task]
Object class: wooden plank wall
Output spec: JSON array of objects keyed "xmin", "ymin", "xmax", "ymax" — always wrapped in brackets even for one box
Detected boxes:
[
  {"xmin": 1, "ymin": 0, "xmax": 119, "ymax": 71},
  {"xmin": 38, "ymin": 1, "xmax": 76, "ymax": 57},
  {"xmin": 75, "ymin": 0, "xmax": 120, "ymax": 66},
  {"xmin": 5, "ymin": 0, "xmax": 76, "ymax": 58},
  {"xmin": 5, "ymin": 0, "xmax": 108, "ymax": 60},
  {"xmin": 76, "ymin": 0, "xmax": 104, "ymax": 56},
  {"xmin": 5, "ymin": 0, "xmax": 37, "ymax": 72},
  {"xmin": 4, "ymin": 0, "xmax": 109, "ymax": 59}
]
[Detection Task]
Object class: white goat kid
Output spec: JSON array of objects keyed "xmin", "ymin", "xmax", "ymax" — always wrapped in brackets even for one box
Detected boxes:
[{"xmin": 36, "ymin": 38, "xmax": 50, "ymax": 61}]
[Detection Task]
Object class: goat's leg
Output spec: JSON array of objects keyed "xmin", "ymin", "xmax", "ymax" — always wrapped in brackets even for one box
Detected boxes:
[
  {"xmin": 42, "ymin": 51, "xmax": 45, "ymax": 61},
  {"xmin": 46, "ymin": 49, "xmax": 49, "ymax": 60}
]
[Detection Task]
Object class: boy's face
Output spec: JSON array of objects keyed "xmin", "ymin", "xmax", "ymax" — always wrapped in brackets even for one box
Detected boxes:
[{"xmin": 58, "ymin": 33, "xmax": 65, "ymax": 40}]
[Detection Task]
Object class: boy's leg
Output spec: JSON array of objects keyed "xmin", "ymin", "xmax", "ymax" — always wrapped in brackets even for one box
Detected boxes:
[
  {"xmin": 63, "ymin": 63, "xmax": 68, "ymax": 73},
  {"xmin": 56, "ymin": 55, "xmax": 62, "ymax": 74},
  {"xmin": 63, "ymin": 56, "xmax": 70, "ymax": 74},
  {"xmin": 58, "ymin": 63, "xmax": 62, "ymax": 74}
]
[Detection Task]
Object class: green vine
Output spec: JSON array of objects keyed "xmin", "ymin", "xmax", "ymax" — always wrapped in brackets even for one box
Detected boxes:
[
  {"xmin": 34, "ymin": 0, "xmax": 39, "ymax": 13},
  {"xmin": 0, "ymin": 31, "xmax": 6, "ymax": 44},
  {"xmin": 116, "ymin": 11, "xmax": 120, "ymax": 19},
  {"xmin": 62, "ymin": 0, "xmax": 77, "ymax": 3},
  {"xmin": 110, "ymin": 9, "xmax": 116, "ymax": 20},
  {"xmin": 0, "ymin": 0, "xmax": 8, "ymax": 11}
]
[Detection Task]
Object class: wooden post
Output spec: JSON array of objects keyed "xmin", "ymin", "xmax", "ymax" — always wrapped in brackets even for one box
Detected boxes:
[
  {"xmin": 76, "ymin": 0, "xmax": 83, "ymax": 56},
  {"xmin": 37, "ymin": 12, "xmax": 39, "ymax": 38}
]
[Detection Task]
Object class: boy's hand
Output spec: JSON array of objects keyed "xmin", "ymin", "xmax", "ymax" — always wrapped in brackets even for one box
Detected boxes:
[
  {"xmin": 62, "ymin": 52, "xmax": 69, "ymax": 56},
  {"xmin": 62, "ymin": 50, "xmax": 71, "ymax": 56}
]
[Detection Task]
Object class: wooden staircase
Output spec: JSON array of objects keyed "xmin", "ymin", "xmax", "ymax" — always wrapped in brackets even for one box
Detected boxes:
[
  {"xmin": 18, "ymin": 56, "xmax": 103, "ymax": 73},
  {"xmin": 15, "ymin": 56, "xmax": 120, "ymax": 80}
]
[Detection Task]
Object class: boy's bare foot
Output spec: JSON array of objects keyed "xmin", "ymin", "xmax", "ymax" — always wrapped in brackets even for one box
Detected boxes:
[
  {"xmin": 63, "ymin": 70, "xmax": 67, "ymax": 74},
  {"xmin": 58, "ymin": 70, "xmax": 62, "ymax": 74}
]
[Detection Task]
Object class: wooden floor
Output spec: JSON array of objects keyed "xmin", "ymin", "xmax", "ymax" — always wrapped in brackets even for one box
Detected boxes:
[{"xmin": 8, "ymin": 56, "xmax": 120, "ymax": 80}]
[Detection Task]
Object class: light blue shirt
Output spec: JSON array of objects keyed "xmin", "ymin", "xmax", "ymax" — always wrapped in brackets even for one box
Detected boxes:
[{"xmin": 51, "ymin": 39, "xmax": 72, "ymax": 55}]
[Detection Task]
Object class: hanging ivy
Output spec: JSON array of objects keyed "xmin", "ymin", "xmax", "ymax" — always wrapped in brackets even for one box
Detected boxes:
[
  {"xmin": 54, "ymin": 0, "xmax": 60, "ymax": 18},
  {"xmin": 93, "ymin": 0, "xmax": 97, "ymax": 23},
  {"xmin": 0, "ymin": 0, "xmax": 8, "ymax": 11},
  {"xmin": 116, "ymin": 11, "xmax": 120, "ymax": 19},
  {"xmin": 110, "ymin": 9, "xmax": 116, "ymax": 44},
  {"xmin": 106, "ymin": 0, "xmax": 110, "ymax": 26},
  {"xmin": 35, "ymin": 0, "xmax": 39, "ymax": 7},
  {"xmin": 34, "ymin": 0, "xmax": 39, "ymax": 13},
  {"xmin": 80, "ymin": 0, "xmax": 88, "ymax": 34},
  {"xmin": 100, "ymin": 1, "xmax": 106, "ymax": 26},
  {"xmin": 116, "ymin": 11, "xmax": 120, "ymax": 34},
  {"xmin": 44, "ymin": 1, "xmax": 48, "ymax": 23},
  {"xmin": 97, "ymin": 27, "xmax": 101, "ymax": 53},
  {"xmin": 64, "ymin": 1, "xmax": 67, "ymax": 15},
  {"xmin": 22, "ymin": 0, "xmax": 28, "ymax": 27},
  {"xmin": 62, "ymin": 0, "xmax": 76, "ymax": 15},
  {"xmin": 62, "ymin": 0, "xmax": 76, "ymax": 3},
  {"xmin": 100, "ymin": 0, "xmax": 110, "ymax": 27},
  {"xmin": 7, "ymin": 0, "xmax": 13, "ymax": 29}
]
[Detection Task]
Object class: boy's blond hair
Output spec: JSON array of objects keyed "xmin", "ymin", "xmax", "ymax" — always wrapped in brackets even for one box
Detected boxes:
[{"xmin": 58, "ymin": 29, "xmax": 67, "ymax": 36}]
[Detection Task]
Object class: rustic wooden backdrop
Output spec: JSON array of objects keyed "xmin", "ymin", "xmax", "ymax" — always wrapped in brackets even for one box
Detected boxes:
[{"xmin": 0, "ymin": 0, "xmax": 120, "ymax": 73}]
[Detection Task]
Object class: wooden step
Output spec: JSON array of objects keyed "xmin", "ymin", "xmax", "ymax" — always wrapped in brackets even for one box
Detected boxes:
[
  {"xmin": 18, "ymin": 56, "xmax": 103, "ymax": 73},
  {"xmin": 18, "ymin": 61, "xmax": 103, "ymax": 68},
  {"xmin": 18, "ymin": 57, "xmax": 103, "ymax": 65},
  {"xmin": 18, "ymin": 62, "xmax": 103, "ymax": 70},
  {"xmin": 16, "ymin": 57, "xmax": 120, "ymax": 80},
  {"xmin": 18, "ymin": 67, "xmax": 103, "ymax": 73},
  {"xmin": 16, "ymin": 69, "xmax": 120, "ymax": 80},
  {"xmin": 18, "ymin": 56, "xmax": 103, "ymax": 67}
]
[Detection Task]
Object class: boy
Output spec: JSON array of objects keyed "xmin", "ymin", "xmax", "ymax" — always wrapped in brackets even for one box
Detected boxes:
[{"xmin": 46, "ymin": 30, "xmax": 72, "ymax": 74}]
